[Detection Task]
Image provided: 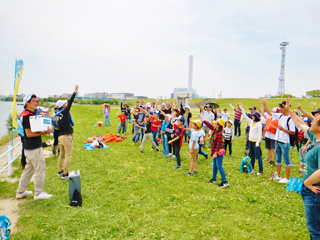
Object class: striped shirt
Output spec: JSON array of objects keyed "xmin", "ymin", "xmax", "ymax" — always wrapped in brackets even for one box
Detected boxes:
[{"xmin": 229, "ymin": 103, "xmax": 242, "ymax": 120}]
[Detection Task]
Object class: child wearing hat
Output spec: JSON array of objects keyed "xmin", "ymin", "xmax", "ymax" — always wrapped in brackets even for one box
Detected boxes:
[
  {"xmin": 199, "ymin": 114, "xmax": 229, "ymax": 187},
  {"xmin": 223, "ymin": 120, "xmax": 234, "ymax": 157}
]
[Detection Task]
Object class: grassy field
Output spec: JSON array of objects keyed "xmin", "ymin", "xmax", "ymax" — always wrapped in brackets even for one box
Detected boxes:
[{"xmin": 1, "ymin": 98, "xmax": 318, "ymax": 239}]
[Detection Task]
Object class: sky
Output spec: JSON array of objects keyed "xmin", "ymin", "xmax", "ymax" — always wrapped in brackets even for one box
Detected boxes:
[{"xmin": 1, "ymin": 0, "xmax": 320, "ymax": 99}]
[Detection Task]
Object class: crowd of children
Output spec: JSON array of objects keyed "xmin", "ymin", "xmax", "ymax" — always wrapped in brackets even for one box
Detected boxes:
[{"xmin": 102, "ymin": 99, "xmax": 318, "ymax": 191}]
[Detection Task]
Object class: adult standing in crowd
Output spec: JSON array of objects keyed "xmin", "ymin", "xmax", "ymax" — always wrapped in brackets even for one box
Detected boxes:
[
  {"xmin": 260, "ymin": 98, "xmax": 296, "ymax": 184},
  {"xmin": 196, "ymin": 103, "xmax": 215, "ymax": 147},
  {"xmin": 56, "ymin": 85, "xmax": 79, "ymax": 179},
  {"xmin": 229, "ymin": 101, "xmax": 242, "ymax": 137},
  {"xmin": 281, "ymin": 98, "xmax": 320, "ymax": 239},
  {"xmin": 16, "ymin": 94, "xmax": 52, "ymax": 200}
]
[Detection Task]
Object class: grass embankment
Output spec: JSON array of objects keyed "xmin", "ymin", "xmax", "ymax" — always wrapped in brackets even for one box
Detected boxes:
[
  {"xmin": 0, "ymin": 132, "xmax": 18, "ymax": 147},
  {"xmin": 1, "ymin": 98, "xmax": 316, "ymax": 239}
]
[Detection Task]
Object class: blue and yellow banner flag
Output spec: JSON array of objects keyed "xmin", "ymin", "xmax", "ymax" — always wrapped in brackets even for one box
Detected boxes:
[{"xmin": 11, "ymin": 59, "xmax": 24, "ymax": 131}]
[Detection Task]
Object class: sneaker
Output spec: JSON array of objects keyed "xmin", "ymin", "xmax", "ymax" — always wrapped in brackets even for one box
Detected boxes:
[
  {"xmin": 168, "ymin": 153, "xmax": 172, "ymax": 156},
  {"xmin": 16, "ymin": 190, "xmax": 33, "ymax": 199},
  {"xmin": 61, "ymin": 173, "xmax": 69, "ymax": 179},
  {"xmin": 186, "ymin": 172, "xmax": 192, "ymax": 176},
  {"xmin": 34, "ymin": 192, "xmax": 53, "ymax": 200},
  {"xmin": 289, "ymin": 162, "xmax": 295, "ymax": 167},
  {"xmin": 229, "ymin": 154, "xmax": 231, "ymax": 157},
  {"xmin": 173, "ymin": 165, "xmax": 182, "ymax": 169},
  {"xmin": 192, "ymin": 171, "xmax": 198, "ymax": 174},
  {"xmin": 264, "ymin": 157, "xmax": 269, "ymax": 161},
  {"xmin": 273, "ymin": 175, "xmax": 282, "ymax": 181},
  {"xmin": 57, "ymin": 171, "xmax": 63, "ymax": 176},
  {"xmin": 298, "ymin": 169, "xmax": 303, "ymax": 173},
  {"xmin": 170, "ymin": 155, "xmax": 176, "ymax": 160},
  {"xmin": 218, "ymin": 181, "xmax": 229, "ymax": 187},
  {"xmin": 268, "ymin": 161, "xmax": 275, "ymax": 165},
  {"xmin": 279, "ymin": 178, "xmax": 290, "ymax": 184},
  {"xmin": 207, "ymin": 178, "xmax": 216, "ymax": 183},
  {"xmin": 205, "ymin": 154, "xmax": 208, "ymax": 159},
  {"xmin": 140, "ymin": 151, "xmax": 144, "ymax": 153},
  {"xmin": 257, "ymin": 172, "xmax": 263, "ymax": 175},
  {"xmin": 156, "ymin": 148, "xmax": 160, "ymax": 152},
  {"xmin": 164, "ymin": 154, "xmax": 170, "ymax": 158},
  {"xmin": 251, "ymin": 169, "xmax": 255, "ymax": 174}
]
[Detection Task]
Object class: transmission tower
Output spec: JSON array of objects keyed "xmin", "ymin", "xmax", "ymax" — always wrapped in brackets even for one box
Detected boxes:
[{"xmin": 277, "ymin": 41, "xmax": 289, "ymax": 95}]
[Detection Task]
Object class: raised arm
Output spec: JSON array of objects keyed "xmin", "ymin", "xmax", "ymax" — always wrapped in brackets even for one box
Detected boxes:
[
  {"xmin": 297, "ymin": 104, "xmax": 314, "ymax": 121},
  {"xmin": 228, "ymin": 101, "xmax": 235, "ymax": 111},
  {"xmin": 260, "ymin": 104, "xmax": 267, "ymax": 119},
  {"xmin": 311, "ymin": 101, "xmax": 317, "ymax": 111},
  {"xmin": 259, "ymin": 97, "xmax": 272, "ymax": 116},
  {"xmin": 239, "ymin": 105, "xmax": 251, "ymax": 123},
  {"xmin": 195, "ymin": 103, "xmax": 204, "ymax": 112},
  {"xmin": 282, "ymin": 98, "xmax": 309, "ymax": 134}
]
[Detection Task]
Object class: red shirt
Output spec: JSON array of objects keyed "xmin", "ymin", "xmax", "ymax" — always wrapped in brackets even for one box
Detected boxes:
[
  {"xmin": 118, "ymin": 115, "xmax": 127, "ymax": 122},
  {"xmin": 151, "ymin": 117, "xmax": 161, "ymax": 132}
]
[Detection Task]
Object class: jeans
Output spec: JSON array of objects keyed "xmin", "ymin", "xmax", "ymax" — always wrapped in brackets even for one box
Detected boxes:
[
  {"xmin": 140, "ymin": 126, "xmax": 145, "ymax": 141},
  {"xmin": 212, "ymin": 155, "xmax": 226, "ymax": 182},
  {"xmin": 301, "ymin": 185, "xmax": 320, "ymax": 239},
  {"xmin": 124, "ymin": 119, "xmax": 129, "ymax": 132},
  {"xmin": 117, "ymin": 122, "xmax": 126, "ymax": 133},
  {"xmin": 299, "ymin": 146, "xmax": 306, "ymax": 165},
  {"xmin": 162, "ymin": 133, "xmax": 169, "ymax": 154},
  {"xmin": 198, "ymin": 143, "xmax": 208, "ymax": 158},
  {"xmin": 104, "ymin": 115, "xmax": 110, "ymax": 126},
  {"xmin": 275, "ymin": 141, "xmax": 291, "ymax": 166},
  {"xmin": 249, "ymin": 141, "xmax": 263, "ymax": 173},
  {"xmin": 173, "ymin": 143, "xmax": 181, "ymax": 166},
  {"xmin": 234, "ymin": 119, "xmax": 241, "ymax": 137},
  {"xmin": 152, "ymin": 131, "xmax": 159, "ymax": 146},
  {"xmin": 132, "ymin": 133, "xmax": 140, "ymax": 143}
]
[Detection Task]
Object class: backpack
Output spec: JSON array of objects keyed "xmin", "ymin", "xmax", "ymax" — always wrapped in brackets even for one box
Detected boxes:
[
  {"xmin": 240, "ymin": 156, "xmax": 253, "ymax": 174},
  {"xmin": 70, "ymin": 189, "xmax": 82, "ymax": 207},
  {"xmin": 279, "ymin": 115, "xmax": 298, "ymax": 147},
  {"xmin": 264, "ymin": 117, "xmax": 278, "ymax": 134},
  {"xmin": 0, "ymin": 216, "xmax": 11, "ymax": 240}
]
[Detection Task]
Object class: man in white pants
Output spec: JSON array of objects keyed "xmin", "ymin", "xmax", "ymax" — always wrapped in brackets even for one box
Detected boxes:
[{"xmin": 16, "ymin": 94, "xmax": 52, "ymax": 200}]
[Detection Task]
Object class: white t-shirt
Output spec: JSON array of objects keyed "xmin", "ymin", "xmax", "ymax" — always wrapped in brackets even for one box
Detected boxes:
[
  {"xmin": 198, "ymin": 129, "xmax": 206, "ymax": 142},
  {"xmin": 272, "ymin": 113, "xmax": 296, "ymax": 143},
  {"xmin": 200, "ymin": 110, "xmax": 215, "ymax": 123},
  {"xmin": 221, "ymin": 112, "xmax": 229, "ymax": 123}
]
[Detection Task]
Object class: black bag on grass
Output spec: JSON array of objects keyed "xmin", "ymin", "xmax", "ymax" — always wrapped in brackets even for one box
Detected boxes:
[{"xmin": 70, "ymin": 189, "xmax": 82, "ymax": 207}]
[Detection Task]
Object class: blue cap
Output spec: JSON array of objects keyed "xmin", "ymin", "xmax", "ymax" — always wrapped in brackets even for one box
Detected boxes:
[{"xmin": 175, "ymin": 115, "xmax": 185, "ymax": 122}]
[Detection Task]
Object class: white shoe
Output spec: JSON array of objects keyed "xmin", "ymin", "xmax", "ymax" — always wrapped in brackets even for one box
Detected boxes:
[
  {"xmin": 273, "ymin": 175, "xmax": 282, "ymax": 181},
  {"xmin": 279, "ymin": 178, "xmax": 290, "ymax": 184},
  {"xmin": 34, "ymin": 192, "xmax": 53, "ymax": 200},
  {"xmin": 16, "ymin": 190, "xmax": 33, "ymax": 199}
]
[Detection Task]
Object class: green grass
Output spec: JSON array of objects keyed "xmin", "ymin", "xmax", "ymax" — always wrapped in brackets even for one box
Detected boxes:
[{"xmin": 1, "ymin": 99, "xmax": 317, "ymax": 239}]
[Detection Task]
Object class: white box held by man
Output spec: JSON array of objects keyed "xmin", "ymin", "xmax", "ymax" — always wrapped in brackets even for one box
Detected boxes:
[{"xmin": 29, "ymin": 115, "xmax": 52, "ymax": 132}]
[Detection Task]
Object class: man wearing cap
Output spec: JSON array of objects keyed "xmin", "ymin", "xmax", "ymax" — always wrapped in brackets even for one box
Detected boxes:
[
  {"xmin": 195, "ymin": 103, "xmax": 215, "ymax": 147},
  {"xmin": 16, "ymin": 94, "xmax": 52, "ymax": 200},
  {"xmin": 56, "ymin": 85, "xmax": 79, "ymax": 179},
  {"xmin": 260, "ymin": 98, "xmax": 296, "ymax": 183}
]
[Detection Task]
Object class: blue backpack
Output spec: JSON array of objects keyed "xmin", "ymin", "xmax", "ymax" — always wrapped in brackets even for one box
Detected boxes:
[
  {"xmin": 240, "ymin": 156, "xmax": 253, "ymax": 174},
  {"xmin": 0, "ymin": 215, "xmax": 11, "ymax": 240}
]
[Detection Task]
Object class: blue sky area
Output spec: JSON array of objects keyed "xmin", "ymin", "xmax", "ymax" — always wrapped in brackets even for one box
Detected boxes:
[{"xmin": 0, "ymin": 0, "xmax": 319, "ymax": 99}]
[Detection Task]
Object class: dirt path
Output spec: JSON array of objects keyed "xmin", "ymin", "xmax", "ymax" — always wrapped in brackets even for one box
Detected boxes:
[{"xmin": 0, "ymin": 138, "xmax": 53, "ymax": 234}]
